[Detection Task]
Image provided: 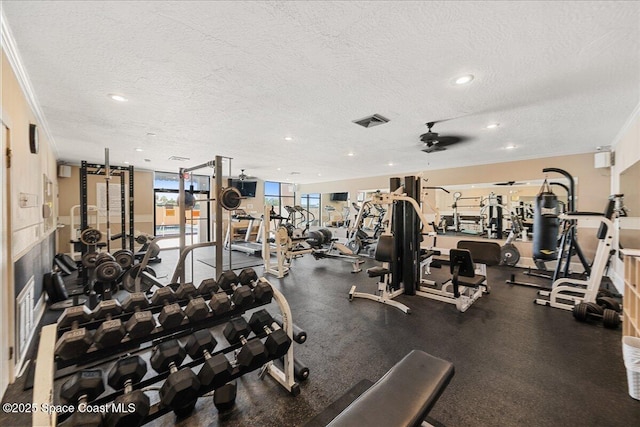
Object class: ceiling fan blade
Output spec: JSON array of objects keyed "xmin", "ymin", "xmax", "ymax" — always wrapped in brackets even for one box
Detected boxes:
[
  {"xmin": 421, "ymin": 145, "xmax": 447, "ymax": 153},
  {"xmin": 433, "ymin": 135, "xmax": 468, "ymax": 146}
]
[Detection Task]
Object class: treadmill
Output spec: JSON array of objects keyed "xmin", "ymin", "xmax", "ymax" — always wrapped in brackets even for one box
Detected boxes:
[{"xmin": 225, "ymin": 209, "xmax": 263, "ymax": 256}]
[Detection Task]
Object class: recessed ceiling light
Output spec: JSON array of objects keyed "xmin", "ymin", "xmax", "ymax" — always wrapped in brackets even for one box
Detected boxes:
[
  {"xmin": 486, "ymin": 123, "xmax": 500, "ymax": 129},
  {"xmin": 454, "ymin": 74, "xmax": 474, "ymax": 85},
  {"xmin": 277, "ymin": 167, "xmax": 281, "ymax": 171},
  {"xmin": 317, "ymin": 173, "xmax": 322, "ymax": 177},
  {"xmin": 284, "ymin": 136, "xmax": 293, "ymax": 141},
  {"xmin": 388, "ymin": 162, "xmax": 394, "ymax": 166},
  {"xmin": 347, "ymin": 152, "xmax": 355, "ymax": 157},
  {"xmin": 505, "ymin": 144, "xmax": 517, "ymax": 150},
  {"xmin": 135, "ymin": 148, "xmax": 143, "ymax": 152},
  {"xmin": 108, "ymin": 94, "xmax": 128, "ymax": 102},
  {"xmin": 123, "ymin": 161, "xmax": 130, "ymax": 164}
]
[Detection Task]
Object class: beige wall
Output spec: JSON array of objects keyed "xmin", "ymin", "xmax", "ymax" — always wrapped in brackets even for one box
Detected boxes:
[
  {"xmin": 611, "ymin": 107, "xmax": 640, "ymax": 290},
  {"xmin": 56, "ymin": 165, "xmax": 155, "ymax": 253},
  {"xmin": 2, "ymin": 49, "xmax": 58, "ymax": 259}
]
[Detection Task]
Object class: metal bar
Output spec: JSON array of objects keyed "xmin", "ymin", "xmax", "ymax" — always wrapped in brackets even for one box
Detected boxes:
[
  {"xmin": 215, "ymin": 156, "xmax": 223, "ymax": 278},
  {"xmin": 129, "ymin": 165, "xmax": 135, "ymax": 252},
  {"xmin": 183, "ymin": 159, "xmax": 216, "ymax": 173}
]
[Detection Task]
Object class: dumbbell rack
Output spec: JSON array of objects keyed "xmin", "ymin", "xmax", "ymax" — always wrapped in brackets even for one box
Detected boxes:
[{"xmin": 32, "ymin": 278, "xmax": 301, "ymax": 427}]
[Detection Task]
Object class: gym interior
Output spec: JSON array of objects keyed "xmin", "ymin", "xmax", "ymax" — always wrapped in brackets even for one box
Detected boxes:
[{"xmin": 1, "ymin": 2, "xmax": 639, "ymax": 426}]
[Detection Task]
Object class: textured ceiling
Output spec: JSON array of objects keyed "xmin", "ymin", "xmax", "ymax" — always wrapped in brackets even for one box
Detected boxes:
[{"xmin": 2, "ymin": 1, "xmax": 639, "ymax": 184}]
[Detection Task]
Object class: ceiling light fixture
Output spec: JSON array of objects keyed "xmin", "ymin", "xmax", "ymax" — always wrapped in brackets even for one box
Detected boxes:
[
  {"xmin": 317, "ymin": 173, "xmax": 322, "ymax": 177},
  {"xmin": 505, "ymin": 144, "xmax": 517, "ymax": 150},
  {"xmin": 284, "ymin": 137, "xmax": 293, "ymax": 141},
  {"xmin": 277, "ymin": 167, "xmax": 281, "ymax": 171},
  {"xmin": 347, "ymin": 152, "xmax": 355, "ymax": 157},
  {"xmin": 454, "ymin": 74, "xmax": 474, "ymax": 85},
  {"xmin": 135, "ymin": 148, "xmax": 143, "ymax": 152},
  {"xmin": 486, "ymin": 123, "xmax": 500, "ymax": 129},
  {"xmin": 388, "ymin": 162, "xmax": 394, "ymax": 166},
  {"xmin": 124, "ymin": 161, "xmax": 130, "ymax": 164},
  {"xmin": 108, "ymin": 94, "xmax": 128, "ymax": 102},
  {"xmin": 146, "ymin": 132, "xmax": 156, "ymax": 137}
]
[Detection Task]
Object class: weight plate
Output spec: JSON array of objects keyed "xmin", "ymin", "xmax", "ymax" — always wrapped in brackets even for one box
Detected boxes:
[
  {"xmin": 81, "ymin": 252, "xmax": 99, "ymax": 269},
  {"xmin": 135, "ymin": 235, "xmax": 148, "ymax": 245},
  {"xmin": 122, "ymin": 264, "xmax": 155, "ymax": 293},
  {"xmin": 275, "ymin": 227, "xmax": 289, "ymax": 245},
  {"xmin": 113, "ymin": 249, "xmax": 134, "ymax": 269},
  {"xmin": 346, "ymin": 238, "xmax": 362, "ymax": 255},
  {"xmin": 596, "ymin": 289, "xmax": 613, "ymax": 298},
  {"xmin": 147, "ymin": 243, "xmax": 161, "ymax": 259},
  {"xmin": 584, "ymin": 302, "xmax": 604, "ymax": 315},
  {"xmin": 602, "ymin": 309, "xmax": 621, "ymax": 329},
  {"xmin": 219, "ymin": 187, "xmax": 242, "ymax": 211},
  {"xmin": 318, "ymin": 228, "xmax": 333, "ymax": 245},
  {"xmin": 95, "ymin": 261, "xmax": 123, "ymax": 282},
  {"xmin": 572, "ymin": 303, "xmax": 588, "ymax": 321},
  {"xmin": 500, "ymin": 244, "xmax": 520, "ymax": 266},
  {"xmin": 596, "ymin": 296, "xmax": 621, "ymax": 313},
  {"xmin": 80, "ymin": 228, "xmax": 102, "ymax": 245},
  {"xmin": 95, "ymin": 252, "xmax": 116, "ymax": 267}
]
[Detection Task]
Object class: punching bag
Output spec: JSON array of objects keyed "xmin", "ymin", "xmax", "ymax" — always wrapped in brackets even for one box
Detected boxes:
[{"xmin": 533, "ymin": 180, "xmax": 559, "ymax": 261}]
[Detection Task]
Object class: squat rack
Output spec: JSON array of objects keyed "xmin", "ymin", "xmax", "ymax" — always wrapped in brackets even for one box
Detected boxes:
[{"xmin": 79, "ymin": 153, "xmax": 134, "ymax": 282}]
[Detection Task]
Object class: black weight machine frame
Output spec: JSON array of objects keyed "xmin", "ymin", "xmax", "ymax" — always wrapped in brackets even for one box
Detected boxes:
[{"xmin": 79, "ymin": 158, "xmax": 134, "ymax": 284}]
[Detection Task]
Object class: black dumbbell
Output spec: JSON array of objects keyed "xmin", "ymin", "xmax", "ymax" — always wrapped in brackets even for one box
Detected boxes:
[
  {"xmin": 209, "ymin": 291, "xmax": 232, "ymax": 317},
  {"xmin": 150, "ymin": 339, "xmax": 201, "ymax": 416},
  {"xmin": 248, "ymin": 310, "xmax": 292, "ymax": 359},
  {"xmin": 185, "ymin": 329, "xmax": 233, "ymax": 390},
  {"xmin": 238, "ymin": 268, "xmax": 273, "ymax": 304},
  {"xmin": 150, "ymin": 287, "xmax": 185, "ymax": 330},
  {"xmin": 105, "ymin": 356, "xmax": 150, "ymax": 427},
  {"xmin": 213, "ymin": 380, "xmax": 237, "ymax": 412},
  {"xmin": 59, "ymin": 370, "xmax": 105, "ymax": 426},
  {"xmin": 223, "ymin": 317, "xmax": 268, "ymax": 372},
  {"xmin": 273, "ymin": 313, "xmax": 307, "ymax": 344},
  {"xmin": 217, "ymin": 270, "xmax": 255, "ymax": 308},
  {"xmin": 55, "ymin": 305, "xmax": 93, "ymax": 360},
  {"xmin": 596, "ymin": 296, "xmax": 621, "ymax": 312},
  {"xmin": 92, "ymin": 299, "xmax": 126, "ymax": 349},
  {"xmin": 175, "ymin": 282, "xmax": 209, "ymax": 322},
  {"xmin": 198, "ymin": 278, "xmax": 219, "ymax": 298},
  {"xmin": 121, "ymin": 292, "xmax": 157, "ymax": 339},
  {"xmin": 573, "ymin": 302, "xmax": 621, "ymax": 329}
]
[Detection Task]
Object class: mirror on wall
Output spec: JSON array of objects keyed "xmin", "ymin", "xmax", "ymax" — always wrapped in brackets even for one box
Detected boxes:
[
  {"xmin": 432, "ymin": 179, "xmax": 572, "ymax": 239},
  {"xmin": 619, "ymin": 159, "xmax": 640, "ymax": 249},
  {"xmin": 321, "ymin": 192, "xmax": 350, "ymax": 227}
]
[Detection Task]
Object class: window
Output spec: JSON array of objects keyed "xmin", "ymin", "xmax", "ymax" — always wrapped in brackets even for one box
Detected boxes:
[
  {"xmin": 153, "ymin": 171, "xmax": 211, "ymax": 247},
  {"xmin": 265, "ymin": 181, "xmax": 295, "ymax": 218},
  {"xmin": 301, "ymin": 193, "xmax": 320, "ymax": 226}
]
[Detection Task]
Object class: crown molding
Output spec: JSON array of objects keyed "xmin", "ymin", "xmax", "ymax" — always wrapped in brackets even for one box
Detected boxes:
[{"xmin": 1, "ymin": 10, "xmax": 59, "ymax": 157}]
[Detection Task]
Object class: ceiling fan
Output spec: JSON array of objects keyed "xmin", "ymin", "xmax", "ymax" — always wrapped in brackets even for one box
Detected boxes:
[
  {"xmin": 420, "ymin": 121, "xmax": 470, "ymax": 153},
  {"xmin": 234, "ymin": 169, "xmax": 257, "ymax": 182}
]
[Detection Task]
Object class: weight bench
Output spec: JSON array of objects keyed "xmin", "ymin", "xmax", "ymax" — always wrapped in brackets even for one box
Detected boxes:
[{"xmin": 327, "ymin": 350, "xmax": 454, "ymax": 427}]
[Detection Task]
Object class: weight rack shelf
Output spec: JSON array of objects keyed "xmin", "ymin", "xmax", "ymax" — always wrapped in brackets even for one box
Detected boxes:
[{"xmin": 33, "ymin": 279, "xmax": 301, "ymax": 427}]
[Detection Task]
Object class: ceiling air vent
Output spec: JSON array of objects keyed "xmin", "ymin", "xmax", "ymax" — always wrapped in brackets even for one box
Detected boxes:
[
  {"xmin": 353, "ymin": 114, "xmax": 390, "ymax": 128},
  {"xmin": 168, "ymin": 155, "xmax": 190, "ymax": 162}
]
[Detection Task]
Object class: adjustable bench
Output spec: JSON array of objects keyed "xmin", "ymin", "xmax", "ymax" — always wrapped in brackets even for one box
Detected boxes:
[{"xmin": 327, "ymin": 350, "xmax": 454, "ymax": 427}]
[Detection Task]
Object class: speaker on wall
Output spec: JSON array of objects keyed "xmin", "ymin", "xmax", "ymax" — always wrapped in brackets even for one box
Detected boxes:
[
  {"xmin": 594, "ymin": 151, "xmax": 613, "ymax": 169},
  {"xmin": 58, "ymin": 165, "xmax": 71, "ymax": 178}
]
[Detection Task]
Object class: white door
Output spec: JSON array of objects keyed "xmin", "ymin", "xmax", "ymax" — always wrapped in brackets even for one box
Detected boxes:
[{"xmin": 0, "ymin": 123, "xmax": 12, "ymax": 398}]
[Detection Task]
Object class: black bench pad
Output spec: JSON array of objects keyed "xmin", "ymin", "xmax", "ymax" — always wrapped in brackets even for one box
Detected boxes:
[
  {"xmin": 327, "ymin": 350, "xmax": 454, "ymax": 427},
  {"xmin": 367, "ymin": 266, "xmax": 390, "ymax": 278},
  {"xmin": 456, "ymin": 274, "xmax": 486, "ymax": 287}
]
